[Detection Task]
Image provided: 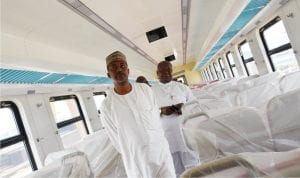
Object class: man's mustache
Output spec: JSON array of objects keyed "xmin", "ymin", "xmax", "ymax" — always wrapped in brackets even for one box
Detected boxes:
[{"xmin": 116, "ymin": 71, "xmax": 125, "ymax": 76}]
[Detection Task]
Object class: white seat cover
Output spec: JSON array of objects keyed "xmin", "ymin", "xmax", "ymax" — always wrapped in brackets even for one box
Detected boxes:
[
  {"xmin": 279, "ymin": 71, "xmax": 300, "ymax": 93},
  {"xmin": 266, "ymin": 89, "xmax": 300, "ymax": 151},
  {"xmin": 238, "ymin": 83, "xmax": 281, "ymax": 108}
]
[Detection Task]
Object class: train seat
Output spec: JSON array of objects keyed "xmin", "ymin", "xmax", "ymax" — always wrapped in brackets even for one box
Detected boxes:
[
  {"xmin": 237, "ymin": 82, "xmax": 281, "ymax": 108},
  {"xmin": 38, "ymin": 130, "xmax": 126, "ymax": 178},
  {"xmin": 279, "ymin": 70, "xmax": 300, "ymax": 93},
  {"xmin": 266, "ymin": 88, "xmax": 300, "ymax": 151},
  {"xmin": 180, "ymin": 148, "xmax": 300, "ymax": 178},
  {"xmin": 236, "ymin": 74, "xmax": 259, "ymax": 85},
  {"xmin": 245, "ymin": 72, "xmax": 282, "ymax": 87},
  {"xmin": 182, "ymin": 107, "xmax": 274, "ymax": 163},
  {"xmin": 23, "ymin": 151, "xmax": 93, "ymax": 178}
]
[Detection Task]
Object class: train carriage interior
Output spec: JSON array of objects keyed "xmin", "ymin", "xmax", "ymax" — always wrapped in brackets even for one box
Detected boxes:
[{"xmin": 1, "ymin": 0, "xmax": 300, "ymax": 177}]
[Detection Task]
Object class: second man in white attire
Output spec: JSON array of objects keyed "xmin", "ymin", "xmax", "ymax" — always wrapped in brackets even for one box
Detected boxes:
[{"xmin": 152, "ymin": 61, "xmax": 199, "ymax": 177}]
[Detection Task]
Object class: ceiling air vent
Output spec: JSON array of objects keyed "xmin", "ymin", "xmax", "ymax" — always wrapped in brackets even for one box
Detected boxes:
[
  {"xmin": 146, "ymin": 26, "xmax": 167, "ymax": 43},
  {"xmin": 165, "ymin": 54, "xmax": 175, "ymax": 62}
]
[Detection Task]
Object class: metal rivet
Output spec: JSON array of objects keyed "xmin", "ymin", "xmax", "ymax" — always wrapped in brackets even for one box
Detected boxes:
[{"xmin": 287, "ymin": 12, "xmax": 294, "ymax": 18}]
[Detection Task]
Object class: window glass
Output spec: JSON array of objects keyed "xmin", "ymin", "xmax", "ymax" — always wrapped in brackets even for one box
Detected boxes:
[
  {"xmin": 226, "ymin": 52, "xmax": 238, "ymax": 77},
  {"xmin": 240, "ymin": 42, "xmax": 253, "ymax": 59},
  {"xmin": 246, "ymin": 61, "xmax": 259, "ymax": 76},
  {"xmin": 263, "ymin": 21, "xmax": 290, "ymax": 50},
  {"xmin": 239, "ymin": 41, "xmax": 258, "ymax": 76},
  {"xmin": 204, "ymin": 72, "xmax": 208, "ymax": 81},
  {"xmin": 232, "ymin": 67, "xmax": 239, "ymax": 77},
  {"xmin": 0, "ymin": 101, "xmax": 36, "ymax": 177},
  {"xmin": 50, "ymin": 99, "xmax": 80, "ymax": 123},
  {"xmin": 209, "ymin": 65, "xmax": 217, "ymax": 80},
  {"xmin": 207, "ymin": 68, "xmax": 212, "ymax": 80},
  {"xmin": 261, "ymin": 18, "xmax": 299, "ymax": 73},
  {"xmin": 204, "ymin": 70, "xmax": 209, "ymax": 81},
  {"xmin": 0, "ymin": 142, "xmax": 32, "ymax": 178},
  {"xmin": 58, "ymin": 120, "xmax": 87, "ymax": 148},
  {"xmin": 219, "ymin": 59, "xmax": 225, "ymax": 68},
  {"xmin": 218, "ymin": 58, "xmax": 228, "ymax": 78},
  {"xmin": 270, "ymin": 49, "xmax": 299, "ymax": 74},
  {"xmin": 227, "ymin": 53, "xmax": 235, "ymax": 65},
  {"xmin": 93, "ymin": 94, "xmax": 106, "ymax": 114},
  {"xmin": 0, "ymin": 108, "xmax": 19, "ymax": 140},
  {"xmin": 50, "ymin": 96, "xmax": 88, "ymax": 148},
  {"xmin": 176, "ymin": 76, "xmax": 185, "ymax": 84},
  {"xmin": 213, "ymin": 62, "xmax": 222, "ymax": 79}
]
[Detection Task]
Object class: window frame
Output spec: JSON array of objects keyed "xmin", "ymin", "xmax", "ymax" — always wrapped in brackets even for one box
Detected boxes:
[
  {"xmin": 206, "ymin": 67, "xmax": 212, "ymax": 80},
  {"xmin": 225, "ymin": 51, "xmax": 236, "ymax": 77},
  {"xmin": 238, "ymin": 40, "xmax": 255, "ymax": 76},
  {"xmin": 173, "ymin": 75, "xmax": 188, "ymax": 85},
  {"xmin": 218, "ymin": 58, "xmax": 226, "ymax": 78},
  {"xmin": 49, "ymin": 95, "xmax": 89, "ymax": 134},
  {"xmin": 259, "ymin": 16, "xmax": 294, "ymax": 72},
  {"xmin": 200, "ymin": 71, "xmax": 205, "ymax": 81},
  {"xmin": 203, "ymin": 70, "xmax": 208, "ymax": 81},
  {"xmin": 209, "ymin": 63, "xmax": 219, "ymax": 80},
  {"xmin": 0, "ymin": 101, "xmax": 37, "ymax": 171},
  {"xmin": 212, "ymin": 62, "xmax": 220, "ymax": 80},
  {"xmin": 208, "ymin": 65, "xmax": 215, "ymax": 80},
  {"xmin": 93, "ymin": 92, "xmax": 107, "ymax": 114}
]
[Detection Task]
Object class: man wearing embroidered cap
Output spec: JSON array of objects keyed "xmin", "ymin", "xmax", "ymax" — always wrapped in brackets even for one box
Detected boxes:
[{"xmin": 101, "ymin": 51, "xmax": 176, "ymax": 178}]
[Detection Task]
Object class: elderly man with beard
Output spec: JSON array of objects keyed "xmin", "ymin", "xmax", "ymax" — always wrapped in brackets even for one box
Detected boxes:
[
  {"xmin": 100, "ymin": 51, "xmax": 176, "ymax": 178},
  {"xmin": 152, "ymin": 61, "xmax": 199, "ymax": 177}
]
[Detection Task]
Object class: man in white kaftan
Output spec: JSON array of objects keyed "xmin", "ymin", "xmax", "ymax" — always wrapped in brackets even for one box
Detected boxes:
[
  {"xmin": 101, "ymin": 51, "xmax": 176, "ymax": 178},
  {"xmin": 152, "ymin": 61, "xmax": 199, "ymax": 177}
]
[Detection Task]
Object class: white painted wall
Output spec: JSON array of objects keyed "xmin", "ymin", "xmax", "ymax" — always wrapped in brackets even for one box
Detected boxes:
[
  {"xmin": 232, "ymin": 45, "xmax": 248, "ymax": 77},
  {"xmin": 279, "ymin": 0, "xmax": 300, "ymax": 66},
  {"xmin": 245, "ymin": 31, "xmax": 269, "ymax": 75},
  {"xmin": 76, "ymin": 91, "xmax": 103, "ymax": 132},
  {"xmin": 209, "ymin": 63, "xmax": 217, "ymax": 80},
  {"xmin": 222, "ymin": 57, "xmax": 231, "ymax": 78},
  {"xmin": 26, "ymin": 94, "xmax": 63, "ymax": 164}
]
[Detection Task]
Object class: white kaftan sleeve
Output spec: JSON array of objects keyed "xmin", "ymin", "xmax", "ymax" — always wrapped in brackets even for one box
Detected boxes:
[
  {"xmin": 184, "ymin": 84, "xmax": 197, "ymax": 103},
  {"xmin": 100, "ymin": 102, "xmax": 121, "ymax": 153}
]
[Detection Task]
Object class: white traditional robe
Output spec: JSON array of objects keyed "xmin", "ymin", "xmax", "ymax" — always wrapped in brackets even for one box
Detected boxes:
[
  {"xmin": 152, "ymin": 81, "xmax": 199, "ymax": 175},
  {"xmin": 101, "ymin": 83, "xmax": 175, "ymax": 178}
]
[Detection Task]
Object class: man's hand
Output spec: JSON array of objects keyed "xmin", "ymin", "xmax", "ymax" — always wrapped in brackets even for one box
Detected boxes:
[{"xmin": 160, "ymin": 103, "xmax": 184, "ymax": 116}]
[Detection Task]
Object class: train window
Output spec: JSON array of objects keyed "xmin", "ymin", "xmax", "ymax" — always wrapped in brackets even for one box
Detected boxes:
[
  {"xmin": 200, "ymin": 71, "xmax": 205, "ymax": 81},
  {"xmin": 204, "ymin": 68, "xmax": 208, "ymax": 80},
  {"xmin": 260, "ymin": 17, "xmax": 299, "ymax": 73},
  {"xmin": 207, "ymin": 66, "xmax": 214, "ymax": 80},
  {"xmin": 213, "ymin": 62, "xmax": 222, "ymax": 79},
  {"xmin": 204, "ymin": 68, "xmax": 209, "ymax": 81},
  {"xmin": 49, "ymin": 95, "xmax": 89, "ymax": 148},
  {"xmin": 209, "ymin": 65, "xmax": 217, "ymax": 80},
  {"xmin": 203, "ymin": 71, "xmax": 208, "ymax": 81},
  {"xmin": 238, "ymin": 41, "xmax": 259, "ymax": 76},
  {"xmin": 226, "ymin": 52, "xmax": 239, "ymax": 77},
  {"xmin": 0, "ymin": 101, "xmax": 37, "ymax": 178},
  {"xmin": 205, "ymin": 69, "xmax": 210, "ymax": 81},
  {"xmin": 174, "ymin": 75, "xmax": 188, "ymax": 85},
  {"xmin": 218, "ymin": 58, "xmax": 228, "ymax": 79},
  {"xmin": 212, "ymin": 63, "xmax": 219, "ymax": 79},
  {"xmin": 93, "ymin": 92, "xmax": 107, "ymax": 114},
  {"xmin": 203, "ymin": 70, "xmax": 208, "ymax": 81},
  {"xmin": 206, "ymin": 67, "xmax": 212, "ymax": 81}
]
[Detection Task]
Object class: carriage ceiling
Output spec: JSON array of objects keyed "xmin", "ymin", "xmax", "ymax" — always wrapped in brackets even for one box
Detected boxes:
[{"xmin": 1, "ymin": 0, "xmax": 280, "ymax": 83}]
